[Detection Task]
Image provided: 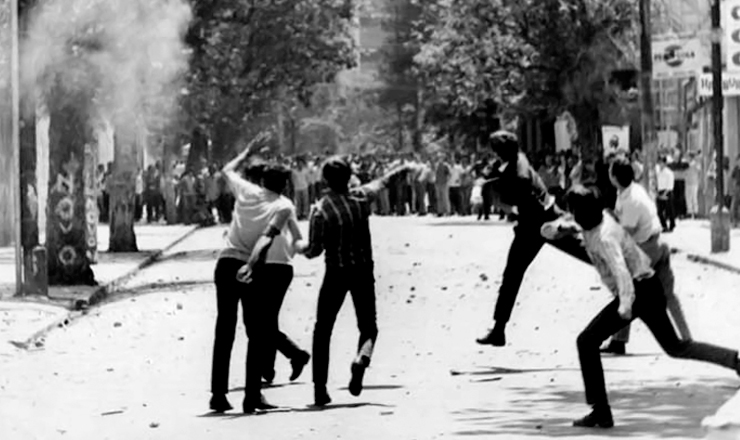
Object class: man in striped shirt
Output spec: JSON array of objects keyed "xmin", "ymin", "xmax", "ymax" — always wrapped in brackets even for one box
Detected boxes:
[{"xmin": 299, "ymin": 156, "xmax": 412, "ymax": 407}]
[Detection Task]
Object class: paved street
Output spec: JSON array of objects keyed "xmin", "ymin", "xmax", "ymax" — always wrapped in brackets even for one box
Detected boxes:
[{"xmin": 2, "ymin": 217, "xmax": 740, "ymax": 440}]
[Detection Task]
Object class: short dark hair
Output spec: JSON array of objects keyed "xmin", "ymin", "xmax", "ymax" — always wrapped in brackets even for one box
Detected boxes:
[
  {"xmin": 243, "ymin": 162, "xmax": 266, "ymax": 183},
  {"xmin": 322, "ymin": 156, "xmax": 352, "ymax": 193},
  {"xmin": 566, "ymin": 185, "xmax": 604, "ymax": 231},
  {"xmin": 489, "ymin": 130, "xmax": 519, "ymax": 163},
  {"xmin": 261, "ymin": 164, "xmax": 291, "ymax": 194},
  {"xmin": 609, "ymin": 156, "xmax": 635, "ymax": 187}
]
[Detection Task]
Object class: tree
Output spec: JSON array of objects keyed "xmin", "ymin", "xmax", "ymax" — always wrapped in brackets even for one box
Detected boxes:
[
  {"xmin": 378, "ymin": 0, "xmax": 424, "ymax": 151},
  {"xmin": 44, "ymin": 76, "xmax": 98, "ymax": 286},
  {"xmin": 23, "ymin": 0, "xmax": 192, "ymax": 258},
  {"xmin": 416, "ymin": 0, "xmax": 637, "ymax": 154},
  {"xmin": 181, "ymin": 0, "xmax": 358, "ymax": 164}
]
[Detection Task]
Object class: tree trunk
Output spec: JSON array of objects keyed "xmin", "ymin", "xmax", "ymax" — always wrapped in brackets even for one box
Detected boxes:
[
  {"xmin": 413, "ymin": 86, "xmax": 423, "ymax": 152},
  {"xmin": 46, "ymin": 93, "xmax": 96, "ymax": 286},
  {"xmin": 18, "ymin": 1, "xmax": 42, "ymax": 294},
  {"xmin": 396, "ymin": 102, "xmax": 404, "ymax": 151},
  {"xmin": 186, "ymin": 128, "xmax": 207, "ymax": 172},
  {"xmin": 108, "ymin": 130, "xmax": 139, "ymax": 252},
  {"xmin": 211, "ymin": 122, "xmax": 239, "ymax": 165},
  {"xmin": 162, "ymin": 135, "xmax": 179, "ymax": 225},
  {"xmin": 571, "ymin": 104, "xmax": 602, "ymax": 159}
]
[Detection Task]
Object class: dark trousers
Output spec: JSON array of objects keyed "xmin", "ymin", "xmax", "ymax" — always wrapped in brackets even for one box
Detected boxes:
[
  {"xmin": 425, "ymin": 182, "xmax": 437, "ymax": 214},
  {"xmin": 480, "ymin": 186, "xmax": 493, "ymax": 220},
  {"xmin": 414, "ymin": 182, "xmax": 427, "ymax": 215},
  {"xmin": 217, "ymin": 194, "xmax": 234, "ymax": 224},
  {"xmin": 577, "ymin": 276, "xmax": 738, "ymax": 406},
  {"xmin": 494, "ymin": 207, "xmax": 591, "ymax": 324},
  {"xmin": 657, "ymin": 191, "xmax": 676, "ymax": 231},
  {"xmin": 313, "ymin": 265, "xmax": 378, "ymax": 388},
  {"xmin": 134, "ymin": 194, "xmax": 143, "ymax": 221},
  {"xmin": 449, "ymin": 186, "xmax": 463, "ymax": 215},
  {"xmin": 145, "ymin": 191, "xmax": 158, "ymax": 222},
  {"xmin": 210, "ymin": 259, "xmax": 297, "ymax": 402}
]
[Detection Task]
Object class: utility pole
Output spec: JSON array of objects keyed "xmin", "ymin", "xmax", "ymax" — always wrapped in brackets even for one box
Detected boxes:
[
  {"xmin": 18, "ymin": 0, "xmax": 46, "ymax": 296},
  {"xmin": 710, "ymin": 0, "xmax": 731, "ymax": 252},
  {"xmin": 639, "ymin": 0, "xmax": 658, "ymax": 194},
  {"xmin": 10, "ymin": 0, "xmax": 22, "ymax": 295}
]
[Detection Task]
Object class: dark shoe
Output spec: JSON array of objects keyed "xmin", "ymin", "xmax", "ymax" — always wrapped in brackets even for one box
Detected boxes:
[
  {"xmin": 476, "ymin": 326, "xmax": 505, "ymax": 346},
  {"xmin": 262, "ymin": 370, "xmax": 275, "ymax": 385},
  {"xmin": 209, "ymin": 394, "xmax": 233, "ymax": 413},
  {"xmin": 349, "ymin": 355, "xmax": 370, "ymax": 397},
  {"xmin": 573, "ymin": 405, "xmax": 614, "ymax": 428},
  {"xmin": 314, "ymin": 386, "xmax": 332, "ymax": 407},
  {"xmin": 600, "ymin": 341, "xmax": 626, "ymax": 355},
  {"xmin": 290, "ymin": 351, "xmax": 311, "ymax": 382},
  {"xmin": 243, "ymin": 394, "xmax": 277, "ymax": 413}
]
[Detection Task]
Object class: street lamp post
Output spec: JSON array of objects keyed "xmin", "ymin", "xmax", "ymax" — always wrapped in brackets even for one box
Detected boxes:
[{"xmin": 710, "ymin": 0, "xmax": 731, "ymax": 253}]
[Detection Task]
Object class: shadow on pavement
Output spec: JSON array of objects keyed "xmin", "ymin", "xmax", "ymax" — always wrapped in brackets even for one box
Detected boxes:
[
  {"xmin": 426, "ymin": 221, "xmax": 512, "ymax": 228},
  {"xmin": 229, "ymin": 382, "xmax": 304, "ymax": 391},
  {"xmin": 96, "ymin": 280, "xmax": 213, "ymax": 306},
  {"xmin": 450, "ymin": 366, "xmax": 633, "ymax": 377},
  {"xmin": 157, "ymin": 249, "xmax": 220, "ymax": 263},
  {"xmin": 337, "ymin": 384, "xmax": 405, "ymax": 392},
  {"xmin": 219, "ymin": 402, "xmax": 395, "ymax": 419},
  {"xmin": 450, "ymin": 376, "xmax": 737, "ymax": 438}
]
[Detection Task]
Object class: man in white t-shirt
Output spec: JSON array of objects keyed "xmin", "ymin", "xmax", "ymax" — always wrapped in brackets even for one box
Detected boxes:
[
  {"xmin": 656, "ymin": 158, "xmax": 676, "ymax": 232},
  {"xmin": 601, "ymin": 156, "xmax": 691, "ymax": 355},
  {"xmin": 210, "ymin": 145, "xmax": 309, "ymax": 414},
  {"xmin": 448, "ymin": 159, "xmax": 464, "ymax": 215}
]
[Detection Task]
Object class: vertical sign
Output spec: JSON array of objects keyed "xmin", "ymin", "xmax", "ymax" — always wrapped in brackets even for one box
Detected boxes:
[{"xmin": 726, "ymin": 0, "xmax": 740, "ymax": 71}]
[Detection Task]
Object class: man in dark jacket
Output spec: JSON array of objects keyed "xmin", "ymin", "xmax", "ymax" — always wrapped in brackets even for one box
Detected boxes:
[{"xmin": 476, "ymin": 131, "xmax": 591, "ymax": 347}]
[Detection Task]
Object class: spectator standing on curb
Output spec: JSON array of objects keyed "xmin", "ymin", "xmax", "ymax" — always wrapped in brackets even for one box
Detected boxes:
[
  {"xmin": 448, "ymin": 158, "xmax": 464, "ymax": 215},
  {"xmin": 731, "ymin": 156, "xmax": 740, "ymax": 227},
  {"xmin": 292, "ymin": 159, "xmax": 310, "ymax": 220},
  {"xmin": 134, "ymin": 168, "xmax": 144, "ymax": 222},
  {"xmin": 685, "ymin": 151, "xmax": 701, "ymax": 219},
  {"xmin": 435, "ymin": 155, "xmax": 451, "ymax": 216},
  {"xmin": 656, "ymin": 158, "xmax": 676, "ymax": 232}
]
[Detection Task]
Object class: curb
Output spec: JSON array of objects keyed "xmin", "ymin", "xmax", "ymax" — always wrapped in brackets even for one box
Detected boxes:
[
  {"xmin": 685, "ymin": 253, "xmax": 740, "ymax": 276},
  {"xmin": 12, "ymin": 225, "xmax": 201, "ymax": 349},
  {"xmin": 669, "ymin": 246, "xmax": 740, "ymax": 275}
]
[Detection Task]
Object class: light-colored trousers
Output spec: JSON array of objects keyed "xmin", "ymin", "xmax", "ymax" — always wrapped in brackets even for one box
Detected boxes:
[
  {"xmin": 612, "ymin": 234, "xmax": 692, "ymax": 343},
  {"xmin": 685, "ymin": 183, "xmax": 699, "ymax": 215}
]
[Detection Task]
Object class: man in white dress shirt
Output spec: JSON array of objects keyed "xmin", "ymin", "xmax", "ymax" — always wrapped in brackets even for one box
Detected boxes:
[{"xmin": 656, "ymin": 157, "xmax": 676, "ymax": 232}]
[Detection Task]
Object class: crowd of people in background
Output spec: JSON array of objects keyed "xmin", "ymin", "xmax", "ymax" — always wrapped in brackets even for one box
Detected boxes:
[{"xmin": 93, "ymin": 145, "xmax": 740, "ymax": 230}]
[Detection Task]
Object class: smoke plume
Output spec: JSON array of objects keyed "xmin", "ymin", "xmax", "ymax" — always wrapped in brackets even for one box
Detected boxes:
[{"xmin": 21, "ymin": 0, "xmax": 192, "ymax": 144}]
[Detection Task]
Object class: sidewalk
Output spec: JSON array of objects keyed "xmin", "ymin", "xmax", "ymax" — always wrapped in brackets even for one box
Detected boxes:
[
  {"xmin": 0, "ymin": 223, "xmax": 198, "ymax": 352},
  {"xmin": 661, "ymin": 219, "xmax": 740, "ymax": 274}
]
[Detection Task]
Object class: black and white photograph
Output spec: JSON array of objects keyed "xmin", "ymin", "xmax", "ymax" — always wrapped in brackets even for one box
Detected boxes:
[{"xmin": 2, "ymin": 0, "xmax": 740, "ymax": 439}]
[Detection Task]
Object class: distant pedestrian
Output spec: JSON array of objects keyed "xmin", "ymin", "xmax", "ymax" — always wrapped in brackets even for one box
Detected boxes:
[{"xmin": 656, "ymin": 157, "xmax": 676, "ymax": 232}]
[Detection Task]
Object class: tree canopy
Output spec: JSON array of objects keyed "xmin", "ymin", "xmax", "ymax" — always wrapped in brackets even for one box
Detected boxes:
[
  {"xmin": 182, "ymin": 0, "xmax": 358, "ymax": 161},
  {"xmin": 415, "ymin": 0, "xmax": 637, "ymax": 152}
]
